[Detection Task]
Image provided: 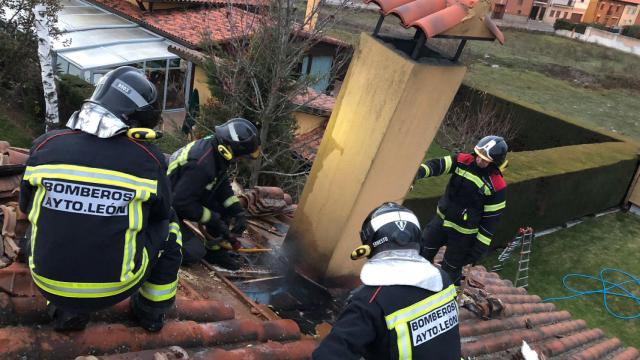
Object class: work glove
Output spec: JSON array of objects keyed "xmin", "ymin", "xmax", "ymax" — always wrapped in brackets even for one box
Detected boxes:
[
  {"xmin": 205, "ymin": 212, "xmax": 231, "ymax": 239},
  {"xmin": 469, "ymin": 242, "xmax": 490, "ymax": 265},
  {"xmin": 415, "ymin": 167, "xmax": 426, "ymax": 181},
  {"xmin": 230, "ymin": 212, "xmax": 247, "ymax": 235}
]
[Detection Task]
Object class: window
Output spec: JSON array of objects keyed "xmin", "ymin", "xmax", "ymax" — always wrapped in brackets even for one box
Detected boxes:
[
  {"xmin": 164, "ymin": 59, "xmax": 186, "ymax": 110},
  {"xmin": 556, "ymin": 11, "xmax": 561, "ymax": 17},
  {"xmin": 564, "ymin": 11, "xmax": 568, "ymax": 17},
  {"xmin": 550, "ymin": 9, "xmax": 556, "ymax": 16},
  {"xmin": 145, "ymin": 59, "xmax": 167, "ymax": 110},
  {"xmin": 517, "ymin": 9, "xmax": 522, "ymax": 14},
  {"xmin": 517, "ymin": 0, "xmax": 523, "ymax": 4},
  {"xmin": 600, "ymin": 2, "xmax": 605, "ymax": 10}
]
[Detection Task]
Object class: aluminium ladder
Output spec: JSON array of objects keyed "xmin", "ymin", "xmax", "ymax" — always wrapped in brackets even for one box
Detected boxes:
[{"xmin": 491, "ymin": 227, "xmax": 534, "ymax": 289}]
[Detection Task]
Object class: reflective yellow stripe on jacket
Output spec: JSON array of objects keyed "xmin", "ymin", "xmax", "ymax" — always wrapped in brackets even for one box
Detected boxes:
[
  {"xmin": 24, "ymin": 164, "xmax": 157, "ymax": 298},
  {"xmin": 223, "ymin": 195, "xmax": 240, "ymax": 208},
  {"xmin": 31, "ymin": 249, "xmax": 149, "ymax": 298},
  {"xmin": 436, "ymin": 208, "xmax": 478, "ymax": 235},
  {"xmin": 139, "ymin": 278, "xmax": 178, "ymax": 302},
  {"xmin": 384, "ymin": 285, "xmax": 457, "ymax": 360},
  {"xmin": 454, "ymin": 168, "xmax": 491, "ymax": 196},
  {"xmin": 484, "ymin": 201, "xmax": 506, "ymax": 213},
  {"xmin": 167, "ymin": 141, "xmax": 196, "ymax": 175},
  {"xmin": 169, "ymin": 221, "xmax": 183, "ymax": 247}
]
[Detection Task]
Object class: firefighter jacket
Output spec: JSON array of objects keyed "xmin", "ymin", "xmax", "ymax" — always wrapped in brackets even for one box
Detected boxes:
[
  {"xmin": 19, "ymin": 129, "xmax": 172, "ymax": 302},
  {"xmin": 167, "ymin": 136, "xmax": 243, "ymax": 227},
  {"xmin": 313, "ymin": 270, "xmax": 460, "ymax": 360},
  {"xmin": 416, "ymin": 152, "xmax": 506, "ymax": 247}
]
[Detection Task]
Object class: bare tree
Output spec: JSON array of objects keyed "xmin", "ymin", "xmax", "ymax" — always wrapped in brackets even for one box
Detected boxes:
[
  {"xmin": 196, "ymin": 0, "xmax": 351, "ymax": 197},
  {"xmin": 436, "ymin": 90, "xmax": 518, "ymax": 153}
]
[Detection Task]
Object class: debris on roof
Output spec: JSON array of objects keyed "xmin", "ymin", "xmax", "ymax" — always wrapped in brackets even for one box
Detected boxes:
[
  {"xmin": 1, "ymin": 138, "xmax": 638, "ymax": 359},
  {"xmin": 365, "ymin": 0, "xmax": 505, "ymax": 44}
]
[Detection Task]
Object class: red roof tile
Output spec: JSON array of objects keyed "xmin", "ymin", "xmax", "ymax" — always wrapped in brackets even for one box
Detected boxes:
[
  {"xmin": 292, "ymin": 88, "xmax": 336, "ymax": 116},
  {"xmin": 292, "ymin": 125, "xmax": 325, "ymax": 162},
  {"xmin": 88, "ymin": 0, "xmax": 260, "ymax": 47},
  {"xmin": 364, "ymin": 0, "xmax": 505, "ymax": 44},
  {"xmin": 457, "ymin": 266, "xmax": 640, "ymax": 359}
]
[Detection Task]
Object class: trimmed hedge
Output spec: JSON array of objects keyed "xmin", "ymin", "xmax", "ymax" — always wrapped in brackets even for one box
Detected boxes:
[
  {"xmin": 56, "ymin": 74, "xmax": 94, "ymax": 123},
  {"xmin": 622, "ymin": 25, "xmax": 640, "ymax": 40},
  {"xmin": 554, "ymin": 19, "xmax": 575, "ymax": 31},
  {"xmin": 455, "ymin": 85, "xmax": 618, "ymax": 151},
  {"xmin": 405, "ymin": 141, "xmax": 639, "ymax": 247}
]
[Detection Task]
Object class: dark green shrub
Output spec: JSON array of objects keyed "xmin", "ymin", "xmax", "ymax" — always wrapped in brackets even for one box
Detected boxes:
[
  {"xmin": 574, "ymin": 23, "xmax": 587, "ymax": 34},
  {"xmin": 622, "ymin": 25, "xmax": 640, "ymax": 39},
  {"xmin": 406, "ymin": 141, "xmax": 639, "ymax": 247},
  {"xmin": 56, "ymin": 74, "xmax": 94, "ymax": 123},
  {"xmin": 554, "ymin": 19, "xmax": 575, "ymax": 31}
]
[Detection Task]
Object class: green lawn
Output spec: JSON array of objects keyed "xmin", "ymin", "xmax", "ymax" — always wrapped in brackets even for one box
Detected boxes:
[
  {"xmin": 481, "ymin": 212, "xmax": 640, "ymax": 347},
  {"xmin": 0, "ymin": 112, "xmax": 34, "ymax": 148},
  {"xmin": 326, "ymin": 14, "xmax": 640, "ymax": 141}
]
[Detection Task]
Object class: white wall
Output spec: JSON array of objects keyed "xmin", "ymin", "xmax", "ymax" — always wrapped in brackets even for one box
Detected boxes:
[{"xmin": 556, "ymin": 27, "xmax": 640, "ymax": 56}]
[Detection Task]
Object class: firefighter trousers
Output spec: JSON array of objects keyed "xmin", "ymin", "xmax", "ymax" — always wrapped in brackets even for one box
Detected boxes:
[
  {"xmin": 421, "ymin": 215, "xmax": 475, "ymax": 286},
  {"xmin": 38, "ymin": 219, "xmax": 183, "ymax": 314}
]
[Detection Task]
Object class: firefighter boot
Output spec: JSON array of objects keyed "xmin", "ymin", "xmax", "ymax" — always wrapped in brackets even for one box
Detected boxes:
[
  {"xmin": 204, "ymin": 249, "xmax": 242, "ymax": 271},
  {"xmin": 47, "ymin": 303, "xmax": 89, "ymax": 331},
  {"xmin": 130, "ymin": 293, "xmax": 166, "ymax": 332}
]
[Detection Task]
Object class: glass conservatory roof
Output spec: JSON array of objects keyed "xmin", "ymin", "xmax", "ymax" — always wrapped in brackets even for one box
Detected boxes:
[{"xmin": 53, "ymin": 0, "xmax": 178, "ymax": 70}]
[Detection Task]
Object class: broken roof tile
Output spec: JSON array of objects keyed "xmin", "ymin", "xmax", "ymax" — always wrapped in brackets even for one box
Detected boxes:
[{"xmin": 365, "ymin": 0, "xmax": 505, "ymax": 44}]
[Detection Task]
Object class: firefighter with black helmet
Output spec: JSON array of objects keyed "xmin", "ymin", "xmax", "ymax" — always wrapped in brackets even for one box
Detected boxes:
[
  {"xmin": 313, "ymin": 202, "xmax": 461, "ymax": 360},
  {"xmin": 415, "ymin": 135, "xmax": 508, "ymax": 287},
  {"xmin": 167, "ymin": 118, "xmax": 260, "ymax": 270},
  {"xmin": 19, "ymin": 66, "xmax": 182, "ymax": 332}
]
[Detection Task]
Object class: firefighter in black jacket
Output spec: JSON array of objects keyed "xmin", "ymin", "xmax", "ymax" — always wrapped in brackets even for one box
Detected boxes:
[
  {"xmin": 313, "ymin": 202, "xmax": 461, "ymax": 360},
  {"xmin": 167, "ymin": 118, "xmax": 260, "ymax": 269},
  {"xmin": 415, "ymin": 136, "xmax": 508, "ymax": 286},
  {"xmin": 19, "ymin": 66, "xmax": 182, "ymax": 332}
]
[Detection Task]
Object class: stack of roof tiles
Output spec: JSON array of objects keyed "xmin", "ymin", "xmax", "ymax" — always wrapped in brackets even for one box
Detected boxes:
[{"xmin": 364, "ymin": 0, "xmax": 505, "ymax": 44}]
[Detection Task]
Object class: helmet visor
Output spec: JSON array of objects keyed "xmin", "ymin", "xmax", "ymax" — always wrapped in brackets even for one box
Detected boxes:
[{"xmin": 474, "ymin": 146, "xmax": 494, "ymax": 162}]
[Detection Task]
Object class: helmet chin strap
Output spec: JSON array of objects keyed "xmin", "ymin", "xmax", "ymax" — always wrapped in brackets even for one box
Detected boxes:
[{"xmin": 127, "ymin": 128, "xmax": 162, "ymax": 141}]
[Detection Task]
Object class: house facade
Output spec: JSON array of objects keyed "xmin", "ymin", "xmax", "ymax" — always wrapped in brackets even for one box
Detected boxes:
[
  {"xmin": 539, "ymin": 0, "xmax": 589, "ymax": 22},
  {"xmin": 491, "ymin": 0, "xmax": 535, "ymax": 21},
  {"xmin": 583, "ymin": 0, "xmax": 640, "ymax": 26},
  {"xmin": 54, "ymin": 0, "xmax": 349, "ymax": 131}
]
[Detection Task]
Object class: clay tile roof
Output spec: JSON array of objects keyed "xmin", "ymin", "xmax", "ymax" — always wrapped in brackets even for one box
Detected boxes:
[
  {"xmin": 364, "ymin": 0, "xmax": 505, "ymax": 44},
  {"xmin": 292, "ymin": 126, "xmax": 325, "ymax": 162},
  {"xmin": 457, "ymin": 265, "xmax": 640, "ymax": 359},
  {"xmin": 292, "ymin": 88, "xmax": 336, "ymax": 116},
  {"xmin": 88, "ymin": 0, "xmax": 261, "ymax": 48}
]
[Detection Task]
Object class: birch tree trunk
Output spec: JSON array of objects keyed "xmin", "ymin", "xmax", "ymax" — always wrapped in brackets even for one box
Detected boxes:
[{"xmin": 33, "ymin": 4, "xmax": 59, "ymax": 132}]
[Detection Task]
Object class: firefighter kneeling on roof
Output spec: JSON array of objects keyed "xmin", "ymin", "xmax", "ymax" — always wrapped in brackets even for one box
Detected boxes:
[
  {"xmin": 167, "ymin": 118, "xmax": 260, "ymax": 270},
  {"xmin": 313, "ymin": 203, "xmax": 461, "ymax": 360},
  {"xmin": 416, "ymin": 136, "xmax": 508, "ymax": 287},
  {"xmin": 19, "ymin": 66, "xmax": 182, "ymax": 332}
]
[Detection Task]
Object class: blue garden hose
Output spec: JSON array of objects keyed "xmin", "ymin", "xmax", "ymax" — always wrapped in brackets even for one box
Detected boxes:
[{"xmin": 542, "ymin": 268, "xmax": 640, "ymax": 320}]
